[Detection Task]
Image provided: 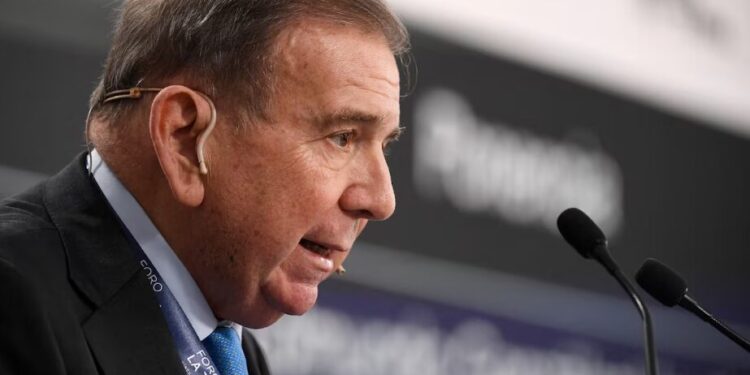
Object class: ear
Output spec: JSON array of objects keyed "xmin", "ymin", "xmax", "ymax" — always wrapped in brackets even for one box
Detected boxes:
[{"xmin": 149, "ymin": 85, "xmax": 214, "ymax": 207}]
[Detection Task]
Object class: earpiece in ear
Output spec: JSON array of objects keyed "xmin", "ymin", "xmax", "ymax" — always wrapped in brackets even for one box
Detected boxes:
[
  {"xmin": 99, "ymin": 83, "xmax": 216, "ymax": 175},
  {"xmin": 195, "ymin": 93, "xmax": 217, "ymax": 175}
]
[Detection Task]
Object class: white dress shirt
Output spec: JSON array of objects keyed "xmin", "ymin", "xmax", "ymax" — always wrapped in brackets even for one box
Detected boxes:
[{"xmin": 89, "ymin": 150, "xmax": 243, "ymax": 341}]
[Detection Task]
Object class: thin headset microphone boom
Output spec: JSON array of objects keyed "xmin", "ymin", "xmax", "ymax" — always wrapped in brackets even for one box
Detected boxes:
[{"xmin": 84, "ymin": 83, "xmax": 215, "ymax": 175}]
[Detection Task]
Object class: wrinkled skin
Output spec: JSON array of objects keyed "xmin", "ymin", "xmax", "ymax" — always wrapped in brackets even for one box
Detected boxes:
[{"xmin": 190, "ymin": 19, "xmax": 401, "ymax": 328}]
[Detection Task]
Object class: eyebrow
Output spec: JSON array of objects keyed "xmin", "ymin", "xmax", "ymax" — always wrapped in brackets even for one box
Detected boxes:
[{"xmin": 315, "ymin": 107, "xmax": 387, "ymax": 128}]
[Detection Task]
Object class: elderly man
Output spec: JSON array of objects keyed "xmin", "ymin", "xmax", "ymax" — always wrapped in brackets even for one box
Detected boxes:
[{"xmin": 0, "ymin": 0, "xmax": 409, "ymax": 374}]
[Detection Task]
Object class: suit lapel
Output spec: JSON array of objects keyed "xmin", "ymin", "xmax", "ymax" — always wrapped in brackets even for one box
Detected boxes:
[
  {"xmin": 242, "ymin": 330, "xmax": 271, "ymax": 375},
  {"xmin": 44, "ymin": 154, "xmax": 184, "ymax": 375},
  {"xmin": 83, "ymin": 271, "xmax": 185, "ymax": 375}
]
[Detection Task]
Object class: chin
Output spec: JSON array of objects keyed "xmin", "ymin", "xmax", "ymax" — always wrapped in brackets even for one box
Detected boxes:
[
  {"xmin": 243, "ymin": 311, "xmax": 286, "ymax": 329},
  {"xmin": 280, "ymin": 296, "xmax": 317, "ymax": 316},
  {"xmin": 261, "ymin": 280, "xmax": 320, "ymax": 317},
  {"xmin": 238, "ymin": 290, "xmax": 317, "ymax": 329},
  {"xmin": 212, "ymin": 288, "xmax": 289, "ymax": 329},
  {"xmin": 228, "ymin": 297, "xmax": 286, "ymax": 329}
]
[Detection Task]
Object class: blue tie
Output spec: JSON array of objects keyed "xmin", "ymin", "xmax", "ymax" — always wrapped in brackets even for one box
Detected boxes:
[{"xmin": 202, "ymin": 326, "xmax": 250, "ymax": 375}]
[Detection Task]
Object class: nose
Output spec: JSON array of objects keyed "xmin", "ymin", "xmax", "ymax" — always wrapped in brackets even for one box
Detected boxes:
[{"xmin": 339, "ymin": 146, "xmax": 396, "ymax": 221}]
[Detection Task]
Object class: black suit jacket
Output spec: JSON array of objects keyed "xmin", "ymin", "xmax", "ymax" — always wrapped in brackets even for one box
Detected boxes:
[{"xmin": 0, "ymin": 154, "xmax": 270, "ymax": 375}]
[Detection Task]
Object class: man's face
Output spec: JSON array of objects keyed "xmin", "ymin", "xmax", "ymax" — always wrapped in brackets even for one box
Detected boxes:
[{"xmin": 197, "ymin": 19, "xmax": 401, "ymax": 327}]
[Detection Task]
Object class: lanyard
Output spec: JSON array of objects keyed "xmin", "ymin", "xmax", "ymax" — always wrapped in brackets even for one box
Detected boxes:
[{"xmin": 116, "ymin": 217, "xmax": 223, "ymax": 375}]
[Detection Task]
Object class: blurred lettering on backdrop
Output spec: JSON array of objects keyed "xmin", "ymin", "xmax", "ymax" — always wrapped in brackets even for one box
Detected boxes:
[{"xmin": 255, "ymin": 25, "xmax": 750, "ymax": 374}]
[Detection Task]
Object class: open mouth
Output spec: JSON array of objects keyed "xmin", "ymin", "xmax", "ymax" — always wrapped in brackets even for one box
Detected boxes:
[{"xmin": 299, "ymin": 238, "xmax": 332, "ymax": 257}]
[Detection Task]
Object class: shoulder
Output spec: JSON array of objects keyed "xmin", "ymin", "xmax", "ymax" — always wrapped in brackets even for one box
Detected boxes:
[
  {"xmin": 0, "ymin": 182, "xmax": 54, "ymax": 234},
  {"xmin": 0, "ymin": 193, "xmax": 87, "ymax": 374},
  {"xmin": 0, "ymin": 179, "xmax": 83, "ymax": 324},
  {"xmin": 0, "ymin": 181, "xmax": 101, "ymax": 374},
  {"xmin": 0, "ymin": 182, "xmax": 66, "ymax": 276}
]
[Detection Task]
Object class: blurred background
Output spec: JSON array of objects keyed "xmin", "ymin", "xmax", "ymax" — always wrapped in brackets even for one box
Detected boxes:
[{"xmin": 1, "ymin": 0, "xmax": 749, "ymax": 374}]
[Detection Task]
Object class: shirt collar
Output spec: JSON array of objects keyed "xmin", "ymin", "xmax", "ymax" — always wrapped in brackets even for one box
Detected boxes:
[{"xmin": 89, "ymin": 150, "xmax": 242, "ymax": 340}]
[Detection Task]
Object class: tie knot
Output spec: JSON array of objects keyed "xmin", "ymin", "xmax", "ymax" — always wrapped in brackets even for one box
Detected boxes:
[{"xmin": 202, "ymin": 326, "xmax": 249, "ymax": 375}]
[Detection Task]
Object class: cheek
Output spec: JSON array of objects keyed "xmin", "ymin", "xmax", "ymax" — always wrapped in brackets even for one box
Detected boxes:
[
  {"xmin": 201, "ymin": 173, "xmax": 284, "ymax": 273},
  {"xmin": 209, "ymin": 143, "xmax": 347, "ymax": 259},
  {"xmin": 280, "ymin": 154, "xmax": 346, "ymax": 218}
]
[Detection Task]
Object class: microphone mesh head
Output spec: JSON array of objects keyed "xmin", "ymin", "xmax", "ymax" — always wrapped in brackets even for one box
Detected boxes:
[
  {"xmin": 556, "ymin": 208, "xmax": 607, "ymax": 259},
  {"xmin": 635, "ymin": 258, "xmax": 687, "ymax": 307}
]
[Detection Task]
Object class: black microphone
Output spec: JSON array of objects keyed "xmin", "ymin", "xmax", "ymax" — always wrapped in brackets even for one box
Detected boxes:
[
  {"xmin": 557, "ymin": 208, "xmax": 659, "ymax": 375},
  {"xmin": 636, "ymin": 258, "xmax": 750, "ymax": 353}
]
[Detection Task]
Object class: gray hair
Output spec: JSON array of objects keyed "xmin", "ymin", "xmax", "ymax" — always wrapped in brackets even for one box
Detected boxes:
[{"xmin": 90, "ymin": 0, "xmax": 410, "ymax": 125}]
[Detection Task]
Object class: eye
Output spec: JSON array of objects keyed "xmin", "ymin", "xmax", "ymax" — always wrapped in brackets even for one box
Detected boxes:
[{"xmin": 330, "ymin": 131, "xmax": 354, "ymax": 148}]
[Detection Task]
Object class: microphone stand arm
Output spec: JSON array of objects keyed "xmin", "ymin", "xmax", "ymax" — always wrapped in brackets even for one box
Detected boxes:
[
  {"xmin": 680, "ymin": 295, "xmax": 750, "ymax": 352},
  {"xmin": 595, "ymin": 246, "xmax": 659, "ymax": 375},
  {"xmin": 612, "ymin": 267, "xmax": 659, "ymax": 375}
]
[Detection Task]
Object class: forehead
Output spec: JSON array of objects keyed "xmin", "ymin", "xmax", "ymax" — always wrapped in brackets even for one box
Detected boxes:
[{"xmin": 270, "ymin": 19, "xmax": 401, "ymax": 114}]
